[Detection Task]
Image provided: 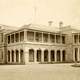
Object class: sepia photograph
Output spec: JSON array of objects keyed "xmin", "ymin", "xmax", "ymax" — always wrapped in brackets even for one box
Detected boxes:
[{"xmin": 0, "ymin": 0, "xmax": 80, "ymax": 80}]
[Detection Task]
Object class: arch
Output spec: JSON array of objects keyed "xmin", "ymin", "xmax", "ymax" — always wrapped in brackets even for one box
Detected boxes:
[
  {"xmin": 12, "ymin": 50, "xmax": 14, "ymax": 62},
  {"xmin": 29, "ymin": 49, "xmax": 34, "ymax": 62},
  {"xmin": 16, "ymin": 50, "xmax": 19, "ymax": 62},
  {"xmin": 62, "ymin": 50, "xmax": 66, "ymax": 61},
  {"xmin": 20, "ymin": 49, "xmax": 24, "ymax": 63},
  {"xmin": 75, "ymin": 48, "xmax": 78, "ymax": 61},
  {"xmin": 8, "ymin": 50, "xmax": 10, "ymax": 62},
  {"xmin": 57, "ymin": 50, "xmax": 60, "ymax": 61},
  {"xmin": 37, "ymin": 50, "xmax": 41, "ymax": 62},
  {"xmin": 44, "ymin": 50, "xmax": 48, "ymax": 62},
  {"xmin": 51, "ymin": 50, "xmax": 55, "ymax": 61}
]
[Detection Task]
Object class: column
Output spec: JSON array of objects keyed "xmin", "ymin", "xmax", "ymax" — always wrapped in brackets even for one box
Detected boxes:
[
  {"xmin": 7, "ymin": 53, "xmax": 8, "ymax": 63},
  {"xmin": 19, "ymin": 51, "xmax": 21, "ymax": 63},
  {"xmin": 19, "ymin": 32, "xmax": 20, "ymax": 42},
  {"xmin": 7, "ymin": 51, "xmax": 9, "ymax": 63},
  {"xmin": 14, "ymin": 52, "xmax": 16, "ymax": 63},
  {"xmin": 73, "ymin": 34, "xmax": 74, "ymax": 44},
  {"xmin": 48, "ymin": 50, "xmax": 51, "ymax": 62},
  {"xmin": 14, "ymin": 33, "xmax": 15, "ymax": 43},
  {"xmin": 41, "ymin": 49, "xmax": 44, "ymax": 62},
  {"xmin": 24, "ymin": 49, "xmax": 29, "ymax": 64},
  {"xmin": 24, "ymin": 30, "xmax": 27, "ymax": 42},
  {"xmin": 7, "ymin": 35, "xmax": 8, "ymax": 44},
  {"xmin": 73, "ymin": 48, "xmax": 75, "ymax": 62},
  {"xmin": 48, "ymin": 33, "xmax": 50, "ymax": 43},
  {"xmin": 78, "ymin": 33, "xmax": 79, "ymax": 44},
  {"xmin": 2, "ymin": 33, "xmax": 4, "ymax": 43},
  {"xmin": 34, "ymin": 49, "xmax": 37, "ymax": 63},
  {"xmin": 10, "ymin": 51, "xmax": 12, "ymax": 63},
  {"xmin": 60, "ymin": 34, "xmax": 62, "ymax": 44},
  {"xmin": 55, "ymin": 50, "xmax": 57, "ymax": 62},
  {"xmin": 55, "ymin": 34, "xmax": 56, "ymax": 44},
  {"xmin": 60, "ymin": 50, "xmax": 62, "ymax": 62},
  {"xmin": 34, "ymin": 31, "xmax": 36, "ymax": 42},
  {"xmin": 79, "ymin": 48, "xmax": 80, "ymax": 62},
  {"xmin": 77, "ymin": 48, "xmax": 80, "ymax": 61},
  {"xmin": 10, "ymin": 34, "xmax": 11, "ymax": 43},
  {"xmin": 79, "ymin": 34, "xmax": 80, "ymax": 44},
  {"xmin": 42, "ymin": 32, "xmax": 43, "ymax": 43}
]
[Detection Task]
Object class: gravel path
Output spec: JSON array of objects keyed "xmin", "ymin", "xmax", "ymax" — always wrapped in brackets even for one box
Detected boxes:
[{"xmin": 0, "ymin": 64, "xmax": 80, "ymax": 80}]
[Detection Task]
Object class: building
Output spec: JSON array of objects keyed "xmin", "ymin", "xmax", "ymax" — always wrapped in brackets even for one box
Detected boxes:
[{"xmin": 0, "ymin": 23, "xmax": 80, "ymax": 64}]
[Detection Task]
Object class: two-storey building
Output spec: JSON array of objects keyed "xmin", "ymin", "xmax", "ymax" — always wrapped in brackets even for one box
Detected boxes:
[{"xmin": 0, "ymin": 23, "xmax": 80, "ymax": 64}]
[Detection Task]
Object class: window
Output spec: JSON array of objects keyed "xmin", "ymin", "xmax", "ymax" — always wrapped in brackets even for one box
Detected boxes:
[
  {"xmin": 74, "ymin": 34, "xmax": 78, "ymax": 43},
  {"xmin": 56, "ymin": 35, "xmax": 60, "ymax": 43},
  {"xmin": 0, "ymin": 33, "xmax": 3, "ymax": 43},
  {"xmin": 8, "ymin": 35, "xmax": 10, "ymax": 44},
  {"xmin": 27, "ymin": 31, "xmax": 34, "ymax": 42},
  {"xmin": 50, "ymin": 34, "xmax": 55, "ymax": 43},
  {"xmin": 43, "ymin": 33, "xmax": 48, "ymax": 42},
  {"xmin": 62, "ymin": 35, "xmax": 65, "ymax": 44},
  {"xmin": 79, "ymin": 35, "xmax": 80, "ymax": 43},
  {"xmin": 15, "ymin": 33, "xmax": 19, "ymax": 42},
  {"xmin": 35, "ymin": 32, "xmax": 42, "ymax": 42},
  {"xmin": 1, "ymin": 33, "xmax": 3, "ymax": 42},
  {"xmin": 20, "ymin": 31, "xmax": 24, "ymax": 41},
  {"xmin": 0, "ymin": 50, "xmax": 3, "ymax": 59},
  {"xmin": 29, "ymin": 49, "xmax": 34, "ymax": 62},
  {"xmin": 11, "ymin": 34, "xmax": 14, "ymax": 43}
]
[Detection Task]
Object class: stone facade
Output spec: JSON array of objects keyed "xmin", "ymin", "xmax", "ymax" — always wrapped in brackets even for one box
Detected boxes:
[{"xmin": 0, "ymin": 24, "xmax": 80, "ymax": 64}]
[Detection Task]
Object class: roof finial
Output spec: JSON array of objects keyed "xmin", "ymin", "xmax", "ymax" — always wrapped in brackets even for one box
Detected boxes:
[
  {"xmin": 59, "ymin": 21, "xmax": 63, "ymax": 29},
  {"xmin": 48, "ymin": 21, "xmax": 53, "ymax": 26}
]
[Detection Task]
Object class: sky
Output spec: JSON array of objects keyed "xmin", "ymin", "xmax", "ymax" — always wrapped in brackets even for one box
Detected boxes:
[{"xmin": 0, "ymin": 0, "xmax": 80, "ymax": 28}]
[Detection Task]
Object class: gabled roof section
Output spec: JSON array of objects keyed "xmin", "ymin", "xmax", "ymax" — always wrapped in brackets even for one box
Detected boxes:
[
  {"xmin": 0, "ymin": 24, "xmax": 18, "ymax": 30},
  {"xmin": 0, "ymin": 24, "xmax": 19, "ymax": 34},
  {"xmin": 60, "ymin": 25, "xmax": 80, "ymax": 34}
]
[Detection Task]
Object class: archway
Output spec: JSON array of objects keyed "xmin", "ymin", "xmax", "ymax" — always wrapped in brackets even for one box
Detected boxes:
[
  {"xmin": 20, "ymin": 49, "xmax": 24, "ymax": 63},
  {"xmin": 44, "ymin": 50, "xmax": 48, "ymax": 62},
  {"xmin": 12, "ymin": 50, "xmax": 14, "ymax": 62},
  {"xmin": 57, "ymin": 50, "xmax": 60, "ymax": 61},
  {"xmin": 51, "ymin": 50, "xmax": 55, "ymax": 61},
  {"xmin": 16, "ymin": 50, "xmax": 19, "ymax": 62},
  {"xmin": 62, "ymin": 50, "xmax": 66, "ymax": 61},
  {"xmin": 8, "ymin": 50, "xmax": 10, "ymax": 62},
  {"xmin": 29, "ymin": 49, "xmax": 34, "ymax": 62},
  {"xmin": 75, "ymin": 48, "xmax": 78, "ymax": 61},
  {"xmin": 37, "ymin": 50, "xmax": 41, "ymax": 62}
]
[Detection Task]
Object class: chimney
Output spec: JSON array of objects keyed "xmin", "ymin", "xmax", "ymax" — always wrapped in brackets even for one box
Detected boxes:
[
  {"xmin": 59, "ymin": 21, "xmax": 63, "ymax": 29},
  {"xmin": 48, "ymin": 21, "xmax": 53, "ymax": 26}
]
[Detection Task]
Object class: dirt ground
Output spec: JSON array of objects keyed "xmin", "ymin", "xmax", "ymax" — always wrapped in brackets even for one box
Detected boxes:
[{"xmin": 0, "ymin": 64, "xmax": 80, "ymax": 80}]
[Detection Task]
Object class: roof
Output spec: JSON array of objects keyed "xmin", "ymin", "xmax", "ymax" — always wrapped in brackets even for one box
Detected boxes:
[
  {"xmin": 0, "ymin": 24, "xmax": 19, "ymax": 34},
  {"xmin": 21, "ymin": 24, "xmax": 60, "ymax": 33},
  {"xmin": 4, "ymin": 23, "xmax": 80, "ymax": 35},
  {"xmin": 60, "ymin": 25, "xmax": 80, "ymax": 34}
]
